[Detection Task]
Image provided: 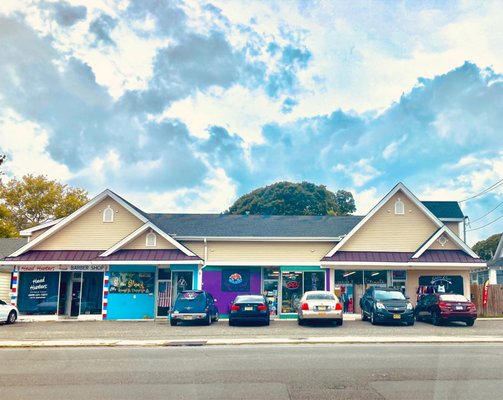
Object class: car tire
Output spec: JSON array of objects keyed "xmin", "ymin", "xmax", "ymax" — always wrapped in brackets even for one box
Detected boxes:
[
  {"xmin": 229, "ymin": 319, "xmax": 235, "ymax": 326},
  {"xmin": 361, "ymin": 308, "xmax": 368, "ymax": 321},
  {"xmin": 213, "ymin": 311, "xmax": 219, "ymax": 322},
  {"xmin": 335, "ymin": 319, "xmax": 343, "ymax": 326},
  {"xmin": 431, "ymin": 311, "xmax": 442, "ymax": 326},
  {"xmin": 170, "ymin": 319, "xmax": 178, "ymax": 326},
  {"xmin": 264, "ymin": 318, "xmax": 270, "ymax": 326},
  {"xmin": 466, "ymin": 319, "xmax": 475, "ymax": 327},
  {"xmin": 205, "ymin": 312, "xmax": 211, "ymax": 326},
  {"xmin": 7, "ymin": 311, "xmax": 17, "ymax": 324},
  {"xmin": 370, "ymin": 311, "xmax": 378, "ymax": 325},
  {"xmin": 407, "ymin": 320, "xmax": 415, "ymax": 326},
  {"xmin": 298, "ymin": 318, "xmax": 304, "ymax": 326},
  {"xmin": 415, "ymin": 313, "xmax": 422, "ymax": 322}
]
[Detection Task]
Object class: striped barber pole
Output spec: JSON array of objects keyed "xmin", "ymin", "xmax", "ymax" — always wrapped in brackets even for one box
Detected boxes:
[
  {"xmin": 158, "ymin": 281, "xmax": 171, "ymax": 308},
  {"xmin": 11, "ymin": 271, "xmax": 18, "ymax": 307},
  {"xmin": 102, "ymin": 272, "xmax": 109, "ymax": 319}
]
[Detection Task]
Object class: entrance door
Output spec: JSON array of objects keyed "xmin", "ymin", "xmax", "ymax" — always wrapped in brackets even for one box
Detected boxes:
[
  {"xmin": 172, "ymin": 271, "xmax": 193, "ymax": 302},
  {"xmin": 157, "ymin": 280, "xmax": 172, "ymax": 317},
  {"xmin": 70, "ymin": 281, "xmax": 81, "ymax": 317}
]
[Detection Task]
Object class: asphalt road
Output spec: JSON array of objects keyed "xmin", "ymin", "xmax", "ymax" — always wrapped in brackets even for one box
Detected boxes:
[
  {"xmin": 1, "ymin": 318, "xmax": 503, "ymax": 341},
  {"xmin": 1, "ymin": 344, "xmax": 502, "ymax": 400}
]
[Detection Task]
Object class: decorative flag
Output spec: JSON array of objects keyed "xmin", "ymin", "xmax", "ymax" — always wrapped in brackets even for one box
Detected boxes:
[
  {"xmin": 158, "ymin": 282, "xmax": 171, "ymax": 308},
  {"xmin": 482, "ymin": 280, "xmax": 489, "ymax": 308}
]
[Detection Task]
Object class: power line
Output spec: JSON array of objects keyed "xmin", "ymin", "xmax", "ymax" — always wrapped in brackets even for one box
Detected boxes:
[
  {"xmin": 459, "ymin": 178, "xmax": 503, "ymax": 203},
  {"xmin": 466, "ymin": 213, "xmax": 503, "ymax": 232},
  {"xmin": 468, "ymin": 199, "xmax": 503, "ymax": 224}
]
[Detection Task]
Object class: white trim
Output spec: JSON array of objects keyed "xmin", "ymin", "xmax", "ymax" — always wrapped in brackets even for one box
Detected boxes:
[
  {"xmin": 102, "ymin": 205, "xmax": 114, "ymax": 223},
  {"xmin": 105, "ymin": 260, "xmax": 201, "ymax": 265},
  {"xmin": 493, "ymin": 234, "xmax": 503, "ymax": 260},
  {"xmin": 175, "ymin": 236, "xmax": 343, "ymax": 242},
  {"xmin": 321, "ymin": 261, "xmax": 484, "ymax": 269},
  {"xmin": 204, "ymin": 261, "xmax": 324, "ymax": 267},
  {"xmin": 146, "ymin": 231, "xmax": 157, "ymax": 247},
  {"xmin": 100, "ymin": 221, "xmax": 196, "ymax": 257},
  {"xmin": 0, "ymin": 260, "xmax": 200, "ymax": 266},
  {"xmin": 412, "ymin": 225, "xmax": 480, "ymax": 259},
  {"xmin": 11, "ymin": 189, "xmax": 149, "ymax": 258},
  {"xmin": 19, "ymin": 218, "xmax": 63, "ymax": 236},
  {"xmin": 326, "ymin": 183, "xmax": 454, "ymax": 257},
  {"xmin": 439, "ymin": 218, "xmax": 464, "ymax": 222}
]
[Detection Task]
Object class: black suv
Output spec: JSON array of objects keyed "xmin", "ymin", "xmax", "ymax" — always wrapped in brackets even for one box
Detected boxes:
[
  {"xmin": 360, "ymin": 287, "xmax": 414, "ymax": 326},
  {"xmin": 170, "ymin": 290, "xmax": 219, "ymax": 326}
]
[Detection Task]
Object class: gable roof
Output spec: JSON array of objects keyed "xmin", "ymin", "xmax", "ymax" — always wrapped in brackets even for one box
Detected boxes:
[
  {"xmin": 10, "ymin": 189, "xmax": 149, "ymax": 258},
  {"xmin": 0, "ymin": 238, "xmax": 28, "ymax": 259},
  {"xmin": 147, "ymin": 213, "xmax": 363, "ymax": 239},
  {"xmin": 421, "ymin": 201, "xmax": 464, "ymax": 220},
  {"xmin": 325, "ymin": 182, "xmax": 465, "ymax": 258},
  {"xmin": 100, "ymin": 221, "xmax": 196, "ymax": 257},
  {"xmin": 412, "ymin": 225, "xmax": 479, "ymax": 259}
]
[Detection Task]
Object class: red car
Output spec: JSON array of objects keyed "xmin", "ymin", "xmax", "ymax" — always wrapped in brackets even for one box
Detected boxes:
[{"xmin": 415, "ymin": 293, "xmax": 477, "ymax": 326}]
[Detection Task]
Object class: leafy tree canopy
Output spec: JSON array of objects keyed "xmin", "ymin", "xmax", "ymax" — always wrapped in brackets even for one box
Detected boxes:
[
  {"xmin": 0, "ymin": 174, "xmax": 89, "ymax": 237},
  {"xmin": 472, "ymin": 233, "xmax": 502, "ymax": 261},
  {"xmin": 226, "ymin": 181, "xmax": 356, "ymax": 216}
]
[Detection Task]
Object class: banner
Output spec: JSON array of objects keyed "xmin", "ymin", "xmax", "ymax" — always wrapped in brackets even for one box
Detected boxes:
[
  {"xmin": 17, "ymin": 272, "xmax": 59, "ymax": 314},
  {"xmin": 221, "ymin": 269, "xmax": 250, "ymax": 292},
  {"xmin": 482, "ymin": 280, "xmax": 489, "ymax": 308}
]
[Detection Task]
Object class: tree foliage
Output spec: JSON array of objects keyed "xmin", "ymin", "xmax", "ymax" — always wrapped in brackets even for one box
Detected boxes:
[
  {"xmin": 226, "ymin": 181, "xmax": 356, "ymax": 216},
  {"xmin": 0, "ymin": 174, "xmax": 89, "ymax": 236},
  {"xmin": 472, "ymin": 233, "xmax": 502, "ymax": 261}
]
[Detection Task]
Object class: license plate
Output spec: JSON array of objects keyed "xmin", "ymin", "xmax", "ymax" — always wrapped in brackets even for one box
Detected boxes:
[
  {"xmin": 318, "ymin": 312, "xmax": 326, "ymax": 316},
  {"xmin": 244, "ymin": 306, "xmax": 253, "ymax": 311},
  {"xmin": 455, "ymin": 306, "xmax": 463, "ymax": 310},
  {"xmin": 318, "ymin": 306, "xmax": 326, "ymax": 311},
  {"xmin": 393, "ymin": 314, "xmax": 401, "ymax": 319},
  {"xmin": 183, "ymin": 315, "xmax": 193, "ymax": 320}
]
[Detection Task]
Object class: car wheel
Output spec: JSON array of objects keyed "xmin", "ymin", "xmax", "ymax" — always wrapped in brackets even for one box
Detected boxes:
[
  {"xmin": 431, "ymin": 311, "xmax": 442, "ymax": 326},
  {"xmin": 298, "ymin": 318, "xmax": 304, "ymax": 326},
  {"xmin": 7, "ymin": 311, "xmax": 17, "ymax": 324},
  {"xmin": 335, "ymin": 319, "xmax": 343, "ymax": 326},
  {"xmin": 466, "ymin": 319, "xmax": 475, "ymax": 327},
  {"xmin": 213, "ymin": 311, "xmax": 219, "ymax": 322},
  {"xmin": 170, "ymin": 319, "xmax": 178, "ymax": 326},
  {"xmin": 205, "ymin": 312, "xmax": 212, "ymax": 326},
  {"xmin": 407, "ymin": 320, "xmax": 415, "ymax": 326},
  {"xmin": 361, "ymin": 308, "xmax": 368, "ymax": 321},
  {"xmin": 264, "ymin": 317, "xmax": 270, "ymax": 326},
  {"xmin": 370, "ymin": 311, "xmax": 378, "ymax": 325},
  {"xmin": 229, "ymin": 319, "xmax": 235, "ymax": 326}
]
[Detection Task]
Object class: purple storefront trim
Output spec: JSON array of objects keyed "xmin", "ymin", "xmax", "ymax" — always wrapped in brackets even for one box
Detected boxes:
[
  {"xmin": 202, "ymin": 268, "xmax": 262, "ymax": 315},
  {"xmin": 322, "ymin": 250, "xmax": 484, "ymax": 264}
]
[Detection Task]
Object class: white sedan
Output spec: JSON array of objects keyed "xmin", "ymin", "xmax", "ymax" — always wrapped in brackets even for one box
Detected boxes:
[
  {"xmin": 297, "ymin": 290, "xmax": 343, "ymax": 326},
  {"xmin": 0, "ymin": 299, "xmax": 18, "ymax": 324}
]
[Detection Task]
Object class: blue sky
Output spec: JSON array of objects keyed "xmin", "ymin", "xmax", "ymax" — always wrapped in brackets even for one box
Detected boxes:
[{"xmin": 0, "ymin": 0, "xmax": 502, "ymax": 246}]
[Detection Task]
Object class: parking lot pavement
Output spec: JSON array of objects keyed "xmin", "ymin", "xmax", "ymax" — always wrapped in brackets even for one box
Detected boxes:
[{"xmin": 1, "ymin": 318, "xmax": 503, "ymax": 345}]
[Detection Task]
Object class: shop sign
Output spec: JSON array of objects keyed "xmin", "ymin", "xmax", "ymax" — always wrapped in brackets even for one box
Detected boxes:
[
  {"xmin": 17, "ymin": 272, "xmax": 59, "ymax": 313},
  {"xmin": 418, "ymin": 275, "xmax": 464, "ymax": 295},
  {"xmin": 109, "ymin": 272, "xmax": 155, "ymax": 294},
  {"xmin": 18, "ymin": 265, "xmax": 107, "ymax": 272},
  {"xmin": 221, "ymin": 269, "xmax": 250, "ymax": 292}
]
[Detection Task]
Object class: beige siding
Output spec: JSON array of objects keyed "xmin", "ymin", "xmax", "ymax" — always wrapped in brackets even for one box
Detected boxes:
[
  {"xmin": 406, "ymin": 269, "xmax": 471, "ymax": 305},
  {"xmin": 341, "ymin": 191, "xmax": 438, "ymax": 252},
  {"xmin": 445, "ymin": 222, "xmax": 460, "ymax": 236},
  {"xmin": 202, "ymin": 241, "xmax": 335, "ymax": 263},
  {"xmin": 34, "ymin": 197, "xmax": 144, "ymax": 250},
  {"xmin": 428, "ymin": 235, "xmax": 461, "ymax": 250},
  {"xmin": 182, "ymin": 242, "xmax": 205, "ymax": 258},
  {"xmin": 0, "ymin": 272, "xmax": 11, "ymax": 302},
  {"xmin": 124, "ymin": 233, "xmax": 177, "ymax": 250}
]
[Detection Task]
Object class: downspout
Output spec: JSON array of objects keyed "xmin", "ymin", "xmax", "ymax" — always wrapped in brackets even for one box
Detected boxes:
[{"xmin": 199, "ymin": 237, "xmax": 207, "ymax": 290}]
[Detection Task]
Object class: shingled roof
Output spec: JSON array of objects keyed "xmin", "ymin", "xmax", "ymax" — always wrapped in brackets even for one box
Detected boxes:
[{"xmin": 421, "ymin": 201, "xmax": 464, "ymax": 219}]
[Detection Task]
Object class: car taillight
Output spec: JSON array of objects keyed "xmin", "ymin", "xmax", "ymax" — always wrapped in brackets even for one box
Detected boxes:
[
  {"xmin": 335, "ymin": 302, "xmax": 342, "ymax": 311},
  {"xmin": 301, "ymin": 303, "xmax": 309, "ymax": 311},
  {"xmin": 257, "ymin": 304, "xmax": 267, "ymax": 311},
  {"xmin": 230, "ymin": 305, "xmax": 240, "ymax": 311},
  {"xmin": 438, "ymin": 302, "xmax": 449, "ymax": 309},
  {"xmin": 467, "ymin": 303, "xmax": 476, "ymax": 310}
]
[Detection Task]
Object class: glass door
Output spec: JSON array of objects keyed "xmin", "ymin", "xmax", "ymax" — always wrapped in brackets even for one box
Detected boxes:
[
  {"xmin": 157, "ymin": 280, "xmax": 172, "ymax": 317},
  {"xmin": 281, "ymin": 272, "xmax": 303, "ymax": 313},
  {"xmin": 263, "ymin": 268, "xmax": 279, "ymax": 316},
  {"xmin": 171, "ymin": 271, "xmax": 193, "ymax": 303}
]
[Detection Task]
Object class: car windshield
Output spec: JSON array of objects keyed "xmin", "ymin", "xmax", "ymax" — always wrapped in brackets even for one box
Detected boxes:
[
  {"xmin": 306, "ymin": 293, "xmax": 336, "ymax": 301},
  {"xmin": 375, "ymin": 290, "xmax": 406, "ymax": 301},
  {"xmin": 235, "ymin": 296, "xmax": 264, "ymax": 303},
  {"xmin": 439, "ymin": 294, "xmax": 469, "ymax": 302},
  {"xmin": 175, "ymin": 292, "xmax": 205, "ymax": 305}
]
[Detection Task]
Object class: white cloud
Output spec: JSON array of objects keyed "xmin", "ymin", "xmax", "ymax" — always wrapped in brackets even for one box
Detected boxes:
[
  {"xmin": 0, "ymin": 109, "xmax": 71, "ymax": 180},
  {"xmin": 352, "ymin": 187, "xmax": 381, "ymax": 215}
]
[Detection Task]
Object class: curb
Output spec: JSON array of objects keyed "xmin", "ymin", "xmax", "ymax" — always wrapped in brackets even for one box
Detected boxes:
[{"xmin": 2, "ymin": 336, "xmax": 503, "ymax": 348}]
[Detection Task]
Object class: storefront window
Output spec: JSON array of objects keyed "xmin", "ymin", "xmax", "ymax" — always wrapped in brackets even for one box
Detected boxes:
[
  {"xmin": 80, "ymin": 272, "xmax": 104, "ymax": 315},
  {"xmin": 281, "ymin": 272, "xmax": 302, "ymax": 313},
  {"xmin": 17, "ymin": 272, "xmax": 59, "ymax": 315},
  {"xmin": 303, "ymin": 272, "xmax": 325, "ymax": 292},
  {"xmin": 263, "ymin": 268, "xmax": 279, "ymax": 316}
]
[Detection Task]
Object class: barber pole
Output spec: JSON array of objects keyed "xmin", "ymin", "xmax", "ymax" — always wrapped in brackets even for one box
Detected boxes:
[
  {"xmin": 102, "ymin": 272, "xmax": 110, "ymax": 320},
  {"xmin": 482, "ymin": 280, "xmax": 489, "ymax": 309},
  {"xmin": 11, "ymin": 271, "xmax": 19, "ymax": 307}
]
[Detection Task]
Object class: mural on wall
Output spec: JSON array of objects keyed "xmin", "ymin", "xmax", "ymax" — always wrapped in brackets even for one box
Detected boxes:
[
  {"xmin": 109, "ymin": 272, "xmax": 155, "ymax": 294},
  {"xmin": 221, "ymin": 269, "xmax": 250, "ymax": 292}
]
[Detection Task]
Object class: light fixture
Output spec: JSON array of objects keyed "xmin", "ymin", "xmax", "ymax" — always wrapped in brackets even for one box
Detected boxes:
[
  {"xmin": 343, "ymin": 271, "xmax": 356, "ymax": 277},
  {"xmin": 371, "ymin": 272, "xmax": 380, "ymax": 276}
]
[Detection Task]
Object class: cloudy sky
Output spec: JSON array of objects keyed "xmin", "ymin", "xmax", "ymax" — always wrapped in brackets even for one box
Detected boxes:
[{"xmin": 0, "ymin": 0, "xmax": 502, "ymax": 245}]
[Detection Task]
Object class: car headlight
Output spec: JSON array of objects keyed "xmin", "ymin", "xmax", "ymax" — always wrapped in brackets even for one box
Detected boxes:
[
  {"xmin": 406, "ymin": 303, "xmax": 413, "ymax": 310},
  {"xmin": 376, "ymin": 302, "xmax": 385, "ymax": 310}
]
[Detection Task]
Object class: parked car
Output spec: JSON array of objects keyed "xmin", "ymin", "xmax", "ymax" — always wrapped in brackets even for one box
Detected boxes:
[
  {"xmin": 415, "ymin": 293, "xmax": 477, "ymax": 326},
  {"xmin": 297, "ymin": 290, "xmax": 343, "ymax": 326},
  {"xmin": 169, "ymin": 290, "xmax": 219, "ymax": 326},
  {"xmin": 360, "ymin": 287, "xmax": 414, "ymax": 326},
  {"xmin": 0, "ymin": 299, "xmax": 18, "ymax": 324},
  {"xmin": 229, "ymin": 294, "xmax": 270, "ymax": 326}
]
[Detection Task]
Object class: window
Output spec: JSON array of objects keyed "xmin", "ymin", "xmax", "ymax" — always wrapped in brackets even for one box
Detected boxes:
[
  {"xmin": 394, "ymin": 198, "xmax": 405, "ymax": 215},
  {"xmin": 103, "ymin": 205, "xmax": 114, "ymax": 223},
  {"xmin": 146, "ymin": 231, "xmax": 157, "ymax": 247}
]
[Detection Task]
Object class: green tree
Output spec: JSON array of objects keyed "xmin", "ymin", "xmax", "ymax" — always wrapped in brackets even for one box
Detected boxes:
[
  {"xmin": 226, "ymin": 181, "xmax": 356, "ymax": 216},
  {"xmin": 0, "ymin": 174, "xmax": 89, "ymax": 236},
  {"xmin": 472, "ymin": 233, "xmax": 502, "ymax": 261}
]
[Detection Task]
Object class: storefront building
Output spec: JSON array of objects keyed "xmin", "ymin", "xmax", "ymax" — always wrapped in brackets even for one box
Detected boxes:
[{"xmin": 1, "ymin": 183, "xmax": 485, "ymax": 320}]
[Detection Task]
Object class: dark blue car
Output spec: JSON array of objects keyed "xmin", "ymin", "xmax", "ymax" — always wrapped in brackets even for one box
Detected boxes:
[{"xmin": 170, "ymin": 290, "xmax": 219, "ymax": 326}]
